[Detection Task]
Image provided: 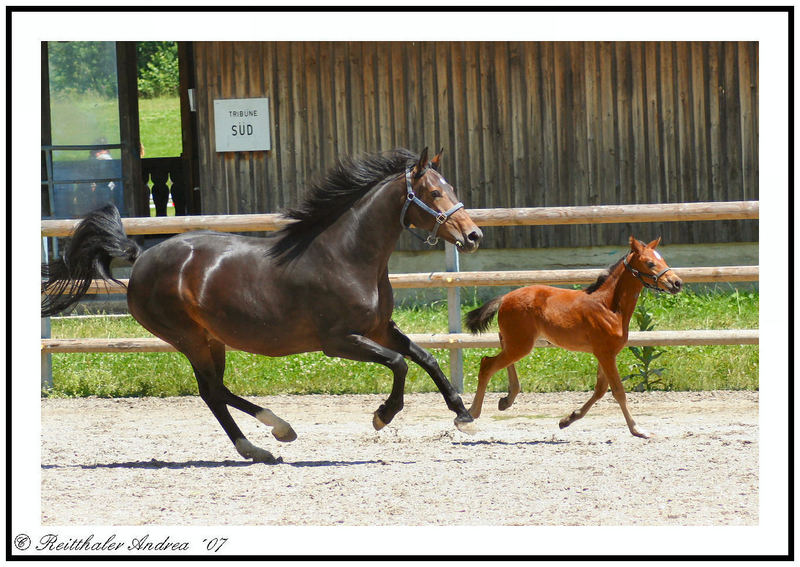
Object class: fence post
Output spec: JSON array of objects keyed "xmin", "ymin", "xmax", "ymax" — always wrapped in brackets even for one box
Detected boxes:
[
  {"xmin": 42, "ymin": 237, "xmax": 53, "ymax": 391},
  {"xmin": 445, "ymin": 242, "xmax": 463, "ymax": 392}
]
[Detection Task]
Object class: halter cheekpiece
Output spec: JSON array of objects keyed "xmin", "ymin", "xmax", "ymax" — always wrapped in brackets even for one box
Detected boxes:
[
  {"xmin": 623, "ymin": 254, "xmax": 673, "ymax": 293},
  {"xmin": 400, "ymin": 164, "xmax": 464, "ymax": 246}
]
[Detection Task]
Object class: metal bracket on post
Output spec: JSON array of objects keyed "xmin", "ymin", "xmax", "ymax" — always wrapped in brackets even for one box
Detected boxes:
[{"xmin": 445, "ymin": 242, "xmax": 463, "ymax": 393}]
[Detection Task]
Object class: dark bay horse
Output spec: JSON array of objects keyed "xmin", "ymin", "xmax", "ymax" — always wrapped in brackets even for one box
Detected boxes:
[
  {"xmin": 42, "ymin": 148, "xmax": 483, "ymax": 462},
  {"xmin": 464, "ymin": 237, "xmax": 682, "ymax": 438}
]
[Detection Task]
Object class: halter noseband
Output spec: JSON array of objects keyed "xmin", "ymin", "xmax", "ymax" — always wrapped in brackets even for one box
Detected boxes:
[
  {"xmin": 400, "ymin": 164, "xmax": 464, "ymax": 246},
  {"xmin": 623, "ymin": 254, "xmax": 673, "ymax": 293}
]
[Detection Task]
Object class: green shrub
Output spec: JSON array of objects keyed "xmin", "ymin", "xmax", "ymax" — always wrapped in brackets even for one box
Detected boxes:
[{"xmin": 138, "ymin": 43, "xmax": 179, "ymax": 98}]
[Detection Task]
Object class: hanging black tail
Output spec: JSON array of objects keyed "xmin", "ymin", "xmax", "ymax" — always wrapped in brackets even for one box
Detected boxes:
[
  {"xmin": 464, "ymin": 295, "xmax": 504, "ymax": 334},
  {"xmin": 42, "ymin": 204, "xmax": 141, "ymax": 317}
]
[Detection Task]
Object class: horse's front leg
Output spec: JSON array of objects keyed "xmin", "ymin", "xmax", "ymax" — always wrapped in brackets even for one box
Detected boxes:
[
  {"xmin": 322, "ymin": 334, "xmax": 408, "ymax": 430},
  {"xmin": 383, "ymin": 322, "xmax": 475, "ymax": 431}
]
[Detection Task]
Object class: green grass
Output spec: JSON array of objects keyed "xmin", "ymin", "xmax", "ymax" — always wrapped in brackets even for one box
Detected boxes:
[
  {"xmin": 47, "ymin": 286, "xmax": 758, "ymax": 398},
  {"xmin": 138, "ymin": 96, "xmax": 182, "ymax": 158},
  {"xmin": 49, "ymin": 94, "xmax": 181, "ymax": 159}
]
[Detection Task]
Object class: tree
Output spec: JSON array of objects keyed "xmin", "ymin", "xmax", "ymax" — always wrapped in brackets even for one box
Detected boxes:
[{"xmin": 137, "ymin": 42, "xmax": 179, "ymax": 98}]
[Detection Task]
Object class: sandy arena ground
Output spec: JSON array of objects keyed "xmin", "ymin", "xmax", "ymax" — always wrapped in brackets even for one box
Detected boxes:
[{"xmin": 41, "ymin": 390, "xmax": 757, "ymax": 526}]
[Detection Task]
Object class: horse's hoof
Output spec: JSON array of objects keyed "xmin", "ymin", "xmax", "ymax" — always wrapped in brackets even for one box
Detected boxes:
[
  {"xmin": 498, "ymin": 397, "xmax": 512, "ymax": 411},
  {"xmin": 454, "ymin": 417, "xmax": 477, "ymax": 435},
  {"xmin": 272, "ymin": 425, "xmax": 297, "ymax": 443},
  {"xmin": 236, "ymin": 439, "xmax": 280, "ymax": 464},
  {"xmin": 632, "ymin": 429, "xmax": 652, "ymax": 439},
  {"xmin": 558, "ymin": 417, "xmax": 570, "ymax": 429},
  {"xmin": 372, "ymin": 411, "xmax": 386, "ymax": 431},
  {"xmin": 253, "ymin": 453, "xmax": 282, "ymax": 464}
]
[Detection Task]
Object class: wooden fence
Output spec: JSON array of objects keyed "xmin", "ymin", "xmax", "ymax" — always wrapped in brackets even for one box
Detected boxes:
[{"xmin": 41, "ymin": 200, "xmax": 759, "ymax": 390}]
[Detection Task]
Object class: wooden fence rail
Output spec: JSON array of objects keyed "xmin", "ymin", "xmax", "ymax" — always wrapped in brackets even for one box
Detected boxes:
[
  {"xmin": 70, "ymin": 265, "xmax": 759, "ymax": 295},
  {"xmin": 41, "ymin": 199, "xmax": 759, "ymax": 391},
  {"xmin": 41, "ymin": 200, "xmax": 759, "ymax": 237},
  {"xmin": 42, "ymin": 330, "xmax": 759, "ymax": 354}
]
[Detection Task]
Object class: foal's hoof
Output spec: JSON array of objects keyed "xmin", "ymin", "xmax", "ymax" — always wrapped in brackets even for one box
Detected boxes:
[
  {"xmin": 272, "ymin": 425, "xmax": 297, "ymax": 443},
  {"xmin": 558, "ymin": 417, "xmax": 572, "ymax": 429},
  {"xmin": 372, "ymin": 411, "xmax": 387, "ymax": 431},
  {"xmin": 498, "ymin": 397, "xmax": 513, "ymax": 411}
]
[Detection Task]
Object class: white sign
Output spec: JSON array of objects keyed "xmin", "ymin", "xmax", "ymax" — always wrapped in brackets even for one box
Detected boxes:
[{"xmin": 214, "ymin": 98, "xmax": 271, "ymax": 152}]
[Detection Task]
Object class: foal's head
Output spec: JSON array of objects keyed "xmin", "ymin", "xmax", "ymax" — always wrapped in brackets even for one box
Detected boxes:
[
  {"xmin": 626, "ymin": 236, "xmax": 683, "ymax": 294},
  {"xmin": 402, "ymin": 148, "xmax": 483, "ymax": 252}
]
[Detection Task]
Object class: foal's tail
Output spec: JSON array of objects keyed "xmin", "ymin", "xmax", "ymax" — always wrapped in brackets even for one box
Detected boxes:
[
  {"xmin": 464, "ymin": 296, "xmax": 504, "ymax": 334},
  {"xmin": 42, "ymin": 204, "xmax": 141, "ymax": 317}
]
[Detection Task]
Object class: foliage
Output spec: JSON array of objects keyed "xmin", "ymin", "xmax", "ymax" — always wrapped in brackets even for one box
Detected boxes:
[
  {"xmin": 48, "ymin": 41, "xmax": 119, "ymax": 99},
  {"xmin": 46, "ymin": 287, "xmax": 758, "ymax": 398},
  {"xmin": 47, "ymin": 41, "xmax": 179, "ymax": 100},
  {"xmin": 137, "ymin": 42, "xmax": 179, "ymax": 98},
  {"xmin": 623, "ymin": 299, "xmax": 668, "ymax": 391}
]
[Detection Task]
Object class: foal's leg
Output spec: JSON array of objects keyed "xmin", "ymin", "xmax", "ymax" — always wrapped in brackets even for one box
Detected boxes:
[
  {"xmin": 469, "ymin": 333, "xmax": 533, "ymax": 419},
  {"xmin": 597, "ymin": 353, "xmax": 650, "ymax": 438},
  {"xmin": 383, "ymin": 323, "xmax": 474, "ymax": 429},
  {"xmin": 559, "ymin": 366, "xmax": 608, "ymax": 429},
  {"xmin": 322, "ymin": 333, "xmax": 409, "ymax": 430},
  {"xmin": 498, "ymin": 363, "xmax": 521, "ymax": 411}
]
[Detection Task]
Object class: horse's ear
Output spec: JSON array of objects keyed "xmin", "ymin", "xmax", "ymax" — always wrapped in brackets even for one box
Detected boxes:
[
  {"xmin": 646, "ymin": 237, "xmax": 662, "ymax": 249},
  {"xmin": 431, "ymin": 147, "xmax": 444, "ymax": 170},
  {"xmin": 629, "ymin": 235, "xmax": 644, "ymax": 254},
  {"xmin": 416, "ymin": 147, "xmax": 429, "ymax": 173}
]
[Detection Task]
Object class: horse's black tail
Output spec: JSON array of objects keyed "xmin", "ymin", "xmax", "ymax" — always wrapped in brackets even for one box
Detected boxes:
[
  {"xmin": 464, "ymin": 295, "xmax": 504, "ymax": 334},
  {"xmin": 42, "ymin": 204, "xmax": 141, "ymax": 317}
]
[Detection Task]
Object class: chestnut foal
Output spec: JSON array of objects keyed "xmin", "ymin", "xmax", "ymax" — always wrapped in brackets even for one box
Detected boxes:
[{"xmin": 464, "ymin": 237, "xmax": 682, "ymax": 438}]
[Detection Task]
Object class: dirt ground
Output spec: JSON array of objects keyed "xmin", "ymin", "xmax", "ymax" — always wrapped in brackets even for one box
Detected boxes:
[{"xmin": 41, "ymin": 390, "xmax": 758, "ymax": 526}]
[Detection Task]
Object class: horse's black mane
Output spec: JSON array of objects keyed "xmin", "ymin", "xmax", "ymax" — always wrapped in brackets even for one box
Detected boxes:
[
  {"xmin": 269, "ymin": 148, "xmax": 419, "ymax": 263},
  {"xmin": 583, "ymin": 256, "xmax": 625, "ymax": 294}
]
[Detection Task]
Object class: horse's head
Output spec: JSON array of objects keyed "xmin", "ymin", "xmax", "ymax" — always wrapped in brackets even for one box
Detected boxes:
[
  {"xmin": 626, "ymin": 236, "xmax": 683, "ymax": 294},
  {"xmin": 401, "ymin": 148, "xmax": 483, "ymax": 252}
]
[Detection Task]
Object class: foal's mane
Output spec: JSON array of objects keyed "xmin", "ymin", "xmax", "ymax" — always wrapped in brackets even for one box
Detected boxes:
[
  {"xmin": 583, "ymin": 256, "xmax": 625, "ymax": 294},
  {"xmin": 269, "ymin": 148, "xmax": 419, "ymax": 262}
]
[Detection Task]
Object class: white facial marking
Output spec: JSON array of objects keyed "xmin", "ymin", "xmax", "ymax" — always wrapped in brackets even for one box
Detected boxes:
[
  {"xmin": 431, "ymin": 171, "xmax": 448, "ymax": 186},
  {"xmin": 653, "ymin": 250, "xmax": 663, "ymax": 260}
]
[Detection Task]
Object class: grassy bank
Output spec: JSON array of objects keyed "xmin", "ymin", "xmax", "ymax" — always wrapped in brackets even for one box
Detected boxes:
[{"xmin": 47, "ymin": 287, "xmax": 758, "ymax": 398}]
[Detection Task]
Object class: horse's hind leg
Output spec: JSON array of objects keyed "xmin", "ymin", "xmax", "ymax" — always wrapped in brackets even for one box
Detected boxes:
[
  {"xmin": 223, "ymin": 392, "xmax": 297, "ymax": 443},
  {"xmin": 186, "ymin": 337, "xmax": 280, "ymax": 462},
  {"xmin": 559, "ymin": 366, "xmax": 608, "ymax": 430}
]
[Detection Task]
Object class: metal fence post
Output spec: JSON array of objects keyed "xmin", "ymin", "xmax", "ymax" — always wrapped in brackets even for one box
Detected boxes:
[
  {"xmin": 444, "ymin": 242, "xmax": 463, "ymax": 393},
  {"xmin": 42, "ymin": 237, "xmax": 53, "ymax": 391}
]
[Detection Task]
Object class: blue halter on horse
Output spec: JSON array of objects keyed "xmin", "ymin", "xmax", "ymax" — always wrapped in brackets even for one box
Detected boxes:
[{"xmin": 400, "ymin": 163, "xmax": 465, "ymax": 246}]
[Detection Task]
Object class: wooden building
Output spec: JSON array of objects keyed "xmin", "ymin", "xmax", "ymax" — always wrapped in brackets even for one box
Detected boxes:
[{"xmin": 43, "ymin": 41, "xmax": 759, "ymax": 250}]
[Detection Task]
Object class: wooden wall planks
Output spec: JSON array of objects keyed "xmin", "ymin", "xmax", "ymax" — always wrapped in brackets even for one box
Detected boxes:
[{"xmin": 193, "ymin": 41, "xmax": 758, "ymax": 249}]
